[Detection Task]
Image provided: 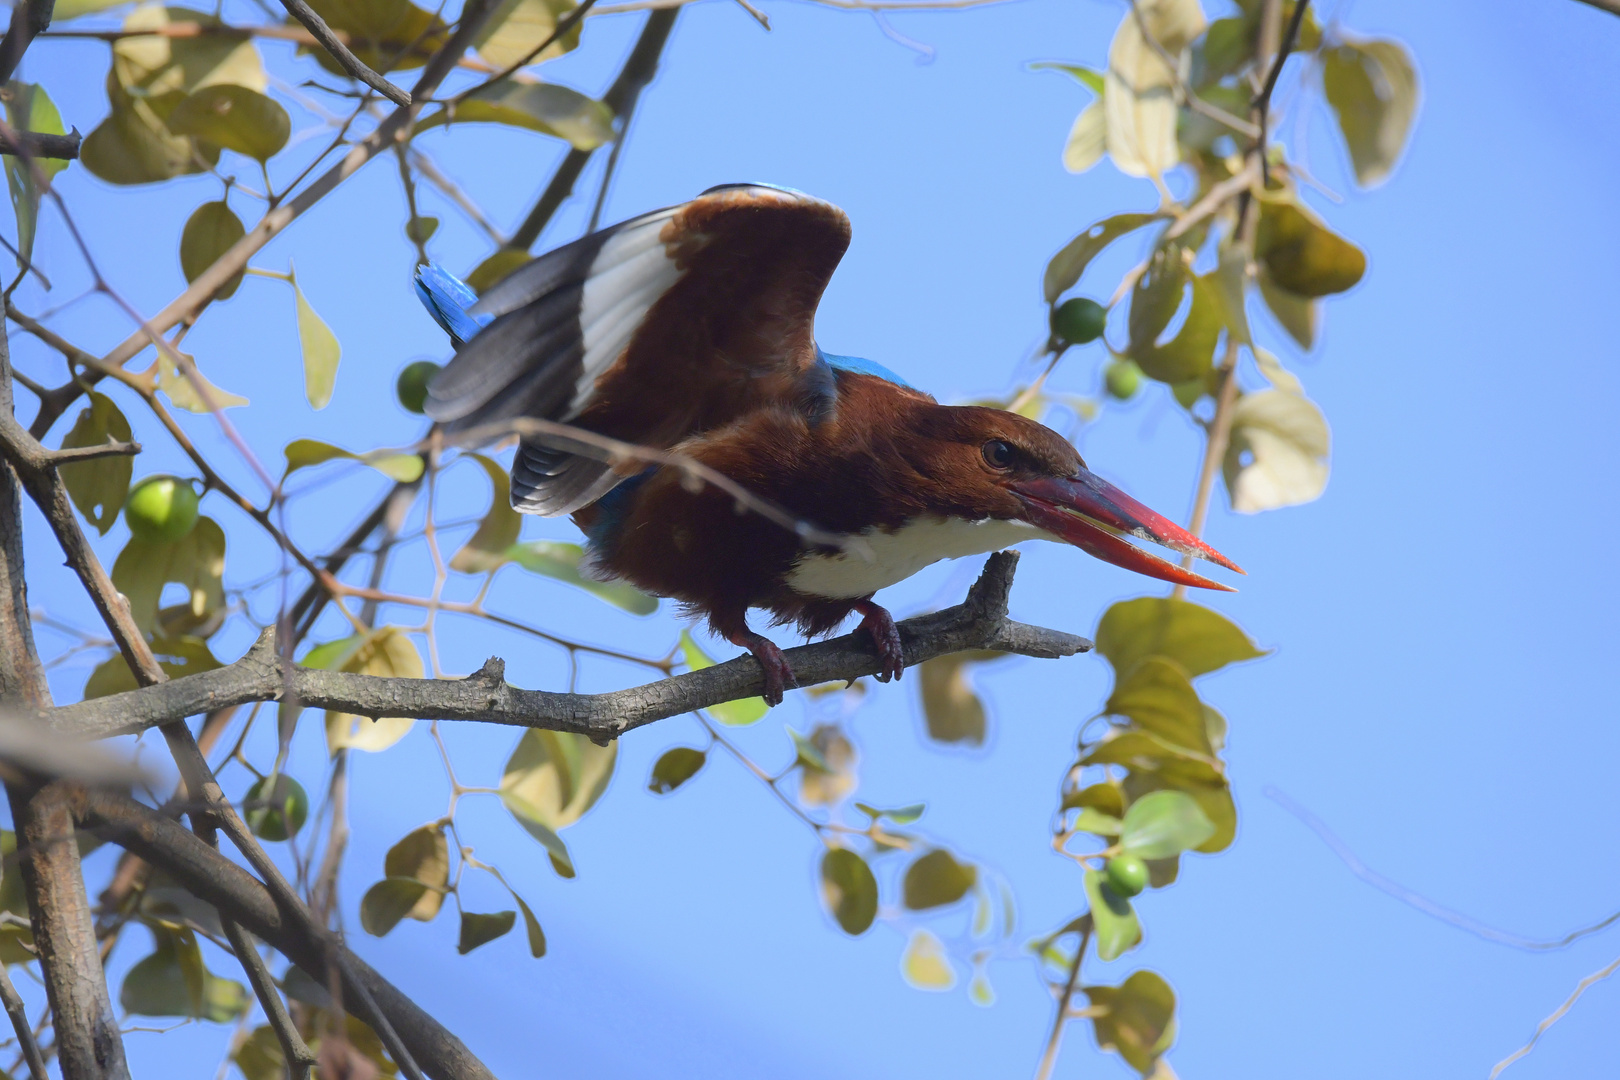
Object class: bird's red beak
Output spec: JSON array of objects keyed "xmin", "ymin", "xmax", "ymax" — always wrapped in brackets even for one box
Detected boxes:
[{"xmin": 1010, "ymin": 471, "xmax": 1244, "ymax": 591}]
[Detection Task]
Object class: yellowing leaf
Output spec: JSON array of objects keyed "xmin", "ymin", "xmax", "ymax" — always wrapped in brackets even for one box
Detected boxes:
[
  {"xmin": 679, "ymin": 630, "xmax": 766, "ymax": 724},
  {"xmin": 282, "ymin": 439, "xmax": 424, "ymax": 482},
  {"xmin": 513, "ymin": 892, "xmax": 546, "ymax": 957},
  {"xmin": 900, "ymin": 929, "xmax": 956, "ymax": 990},
  {"xmin": 449, "ymin": 453, "xmax": 522, "ymax": 573},
  {"xmin": 1257, "ymin": 270, "xmax": 1318, "ymax": 351},
  {"xmin": 500, "ymin": 727, "xmax": 615, "ymax": 855},
  {"xmin": 474, "ymin": 0, "xmax": 584, "ymax": 68},
  {"xmin": 1106, "ymin": 656, "xmax": 1211, "ymax": 756},
  {"xmin": 179, "ymin": 200, "xmax": 246, "ymax": 300},
  {"xmin": 313, "ymin": 626, "xmax": 424, "ymax": 753},
  {"xmin": 110, "ymin": 515, "xmax": 225, "ymax": 634},
  {"xmin": 1085, "ymin": 970, "xmax": 1177, "ymax": 1074},
  {"xmin": 291, "ymin": 268, "xmax": 341, "ymax": 409},
  {"xmin": 59, "ymin": 392, "xmax": 133, "ymax": 535},
  {"xmin": 113, "ymin": 5, "xmax": 267, "ymax": 96},
  {"xmin": 418, "ymin": 82, "xmax": 614, "ymax": 150},
  {"xmin": 1223, "ymin": 389, "xmax": 1331, "ymax": 513},
  {"xmin": 301, "ymin": 0, "xmax": 447, "ymax": 73},
  {"xmin": 917, "ymin": 650, "xmax": 1002, "ymax": 746},
  {"xmin": 1063, "ymin": 99, "xmax": 1107, "ymax": 174},
  {"xmin": 1255, "ymin": 199, "xmax": 1366, "ymax": 298},
  {"xmin": 1322, "ymin": 39, "xmax": 1419, "ymax": 188},
  {"xmin": 165, "ymin": 84, "xmax": 289, "ymax": 162},
  {"xmin": 1103, "ymin": 0, "xmax": 1205, "ymax": 178},
  {"xmin": 384, "ymin": 824, "xmax": 449, "ymax": 921},
  {"xmin": 797, "ymin": 723, "xmax": 856, "ymax": 807},
  {"xmin": 1095, "ymin": 597, "xmax": 1263, "ymax": 679},
  {"xmin": 156, "ymin": 351, "xmax": 249, "ymax": 411}
]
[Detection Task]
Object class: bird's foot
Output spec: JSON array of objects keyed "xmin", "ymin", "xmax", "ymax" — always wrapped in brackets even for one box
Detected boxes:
[
  {"xmin": 727, "ymin": 628, "xmax": 796, "ymax": 707},
  {"xmin": 853, "ymin": 599, "xmax": 904, "ymax": 683}
]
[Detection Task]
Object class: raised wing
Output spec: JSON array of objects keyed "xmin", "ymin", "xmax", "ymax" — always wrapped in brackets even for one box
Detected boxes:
[{"xmin": 424, "ymin": 184, "xmax": 852, "ymax": 516}]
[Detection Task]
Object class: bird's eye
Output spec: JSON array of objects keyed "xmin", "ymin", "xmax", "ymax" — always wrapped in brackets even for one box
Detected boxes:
[{"xmin": 982, "ymin": 439, "xmax": 1015, "ymax": 470}]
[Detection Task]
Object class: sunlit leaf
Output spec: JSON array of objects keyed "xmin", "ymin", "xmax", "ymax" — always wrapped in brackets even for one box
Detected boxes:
[
  {"xmin": 647, "ymin": 746, "xmax": 706, "ymax": 794},
  {"xmin": 301, "ymin": 0, "xmax": 448, "ymax": 73},
  {"xmin": 509, "ymin": 541, "xmax": 658, "ymax": 615},
  {"xmin": 156, "ymin": 350, "xmax": 249, "ymax": 411},
  {"xmin": 501, "ymin": 728, "xmax": 616, "ymax": 837},
  {"xmin": 901, "ymin": 929, "xmax": 956, "ymax": 990},
  {"xmin": 178, "ymin": 200, "xmax": 246, "ymax": 301},
  {"xmin": 384, "ymin": 824, "xmax": 449, "ymax": 921},
  {"xmin": 419, "ymin": 82, "xmax": 614, "ymax": 150},
  {"xmin": 3, "ymin": 83, "xmax": 69, "ymax": 269},
  {"xmin": 58, "ymin": 392, "xmax": 133, "ymax": 535},
  {"xmin": 902, "ymin": 849, "xmax": 977, "ymax": 910},
  {"xmin": 120, "ymin": 928, "xmax": 249, "ymax": 1022},
  {"xmin": 314, "ymin": 626, "xmax": 424, "ymax": 753},
  {"xmin": 1223, "ymin": 389, "xmax": 1331, "ymax": 512},
  {"xmin": 1083, "ymin": 868, "xmax": 1141, "ymax": 961},
  {"xmin": 820, "ymin": 847, "xmax": 877, "ymax": 935},
  {"xmin": 1103, "ymin": 0, "xmax": 1204, "ymax": 178},
  {"xmin": 282, "ymin": 438, "xmax": 424, "ymax": 482},
  {"xmin": 291, "ymin": 267, "xmax": 341, "ymax": 409},
  {"xmin": 110, "ymin": 515, "xmax": 225, "ymax": 634},
  {"xmin": 917, "ymin": 649, "xmax": 1003, "ymax": 746},
  {"xmin": 450, "ymin": 454, "xmax": 523, "ymax": 573},
  {"xmin": 513, "ymin": 892, "xmax": 547, "ymax": 957},
  {"xmin": 166, "ymin": 84, "xmax": 289, "ymax": 161},
  {"xmin": 1107, "ymin": 656, "xmax": 1211, "ymax": 755},
  {"xmin": 113, "ymin": 5, "xmax": 266, "ymax": 95},
  {"xmin": 474, "ymin": 0, "xmax": 584, "ymax": 68},
  {"xmin": 457, "ymin": 910, "xmax": 516, "ymax": 954},
  {"xmin": 1044, "ymin": 213, "xmax": 1162, "ymax": 303},
  {"xmin": 359, "ymin": 877, "xmax": 429, "ymax": 937},
  {"xmin": 1063, "ymin": 99, "xmax": 1107, "ymax": 174},
  {"xmin": 1071, "ymin": 808, "xmax": 1123, "ymax": 836},
  {"xmin": 55, "ymin": 0, "xmax": 136, "ymax": 19},
  {"xmin": 854, "ymin": 801, "xmax": 925, "ymax": 825},
  {"xmin": 1085, "ymin": 969, "xmax": 1177, "ymax": 1075},
  {"xmin": 1122, "ymin": 756, "xmax": 1236, "ymax": 854},
  {"xmin": 797, "ymin": 724, "xmax": 856, "ymax": 807},
  {"xmin": 83, "ymin": 634, "xmax": 220, "ymax": 699},
  {"xmin": 679, "ymin": 630, "xmax": 765, "ymax": 724},
  {"xmin": 1095, "ymin": 597, "xmax": 1263, "ymax": 679},
  {"xmin": 1322, "ymin": 39, "xmax": 1419, "ymax": 188},
  {"xmin": 1120, "ymin": 790, "xmax": 1214, "ymax": 859},
  {"xmin": 1255, "ymin": 199, "xmax": 1366, "ymax": 298}
]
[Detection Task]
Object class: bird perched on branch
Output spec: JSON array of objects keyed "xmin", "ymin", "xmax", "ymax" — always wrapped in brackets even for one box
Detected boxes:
[{"xmin": 414, "ymin": 184, "xmax": 1241, "ymax": 705}]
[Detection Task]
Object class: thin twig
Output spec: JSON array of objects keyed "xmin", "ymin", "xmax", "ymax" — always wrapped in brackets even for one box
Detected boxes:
[
  {"xmin": 444, "ymin": 0, "xmax": 601, "ymax": 105},
  {"xmin": 1489, "ymin": 954, "xmax": 1620, "ymax": 1079},
  {"xmin": 276, "ymin": 0, "xmax": 412, "ymax": 105},
  {"xmin": 0, "ymin": 963, "xmax": 47, "ymax": 1080},
  {"xmin": 1033, "ymin": 922, "xmax": 1092, "ymax": 1080},
  {"xmin": 1252, "ymin": 0, "xmax": 1310, "ymax": 185},
  {"xmin": 221, "ymin": 920, "xmax": 317, "ymax": 1080},
  {"xmin": 1125, "ymin": 0, "xmax": 1260, "ymax": 139}
]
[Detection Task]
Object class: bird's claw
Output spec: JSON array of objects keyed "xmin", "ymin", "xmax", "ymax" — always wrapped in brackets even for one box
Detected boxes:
[
  {"xmin": 729, "ymin": 630, "xmax": 796, "ymax": 707},
  {"xmin": 855, "ymin": 601, "xmax": 904, "ymax": 684}
]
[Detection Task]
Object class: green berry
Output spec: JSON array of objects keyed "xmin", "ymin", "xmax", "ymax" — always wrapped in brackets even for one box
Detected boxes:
[
  {"xmin": 1104, "ymin": 854, "xmax": 1149, "ymax": 897},
  {"xmin": 396, "ymin": 360, "xmax": 442, "ymax": 415},
  {"xmin": 244, "ymin": 775, "xmax": 308, "ymax": 842},
  {"xmin": 1050, "ymin": 297, "xmax": 1109, "ymax": 346},
  {"xmin": 124, "ymin": 476, "xmax": 200, "ymax": 544},
  {"xmin": 1104, "ymin": 359, "xmax": 1141, "ymax": 400}
]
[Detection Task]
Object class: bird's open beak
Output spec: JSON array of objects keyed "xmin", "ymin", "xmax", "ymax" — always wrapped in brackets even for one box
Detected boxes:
[{"xmin": 1010, "ymin": 471, "xmax": 1244, "ymax": 592}]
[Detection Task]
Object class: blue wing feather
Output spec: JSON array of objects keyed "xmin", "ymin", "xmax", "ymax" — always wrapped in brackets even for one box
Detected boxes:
[
  {"xmin": 414, "ymin": 264, "xmax": 494, "ymax": 349},
  {"xmin": 817, "ymin": 347, "xmax": 911, "ymax": 389}
]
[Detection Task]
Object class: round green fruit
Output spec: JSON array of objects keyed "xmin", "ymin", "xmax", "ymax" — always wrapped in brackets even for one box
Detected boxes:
[
  {"xmin": 1050, "ymin": 297, "xmax": 1109, "ymax": 346},
  {"xmin": 1104, "ymin": 854, "xmax": 1149, "ymax": 897},
  {"xmin": 124, "ymin": 476, "xmax": 200, "ymax": 544},
  {"xmin": 396, "ymin": 360, "xmax": 442, "ymax": 415},
  {"xmin": 244, "ymin": 775, "xmax": 308, "ymax": 842},
  {"xmin": 1104, "ymin": 359, "xmax": 1142, "ymax": 401}
]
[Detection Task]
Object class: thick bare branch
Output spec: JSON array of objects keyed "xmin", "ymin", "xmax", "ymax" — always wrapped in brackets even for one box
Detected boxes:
[
  {"xmin": 44, "ymin": 552, "xmax": 1091, "ymax": 742},
  {"xmin": 0, "ymin": 130, "xmax": 79, "ymax": 161},
  {"xmin": 74, "ymin": 787, "xmax": 497, "ymax": 1080}
]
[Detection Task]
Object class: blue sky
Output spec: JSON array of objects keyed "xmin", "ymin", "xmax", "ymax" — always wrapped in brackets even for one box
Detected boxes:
[{"xmin": 14, "ymin": 0, "xmax": 1620, "ymax": 1077}]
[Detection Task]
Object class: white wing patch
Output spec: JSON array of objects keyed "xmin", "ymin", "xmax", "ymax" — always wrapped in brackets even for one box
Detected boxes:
[
  {"xmin": 786, "ymin": 516, "xmax": 1061, "ymax": 600},
  {"xmin": 571, "ymin": 218, "xmax": 686, "ymax": 418}
]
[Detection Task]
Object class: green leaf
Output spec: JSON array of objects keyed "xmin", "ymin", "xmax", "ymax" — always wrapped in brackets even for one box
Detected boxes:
[
  {"xmin": 797, "ymin": 724, "xmax": 856, "ymax": 807},
  {"xmin": 58, "ymin": 392, "xmax": 133, "ymax": 535},
  {"xmin": 1107, "ymin": 656, "xmax": 1212, "ymax": 755},
  {"xmin": 291, "ymin": 267, "xmax": 341, "ymax": 409},
  {"xmin": 1123, "ymin": 756, "xmax": 1236, "ymax": 854},
  {"xmin": 54, "ymin": 0, "xmax": 135, "ymax": 19},
  {"xmin": 1322, "ymin": 39, "xmax": 1419, "ymax": 188},
  {"xmin": 282, "ymin": 438, "xmax": 424, "ymax": 482},
  {"xmin": 902, "ymin": 849, "xmax": 977, "ymax": 910},
  {"xmin": 179, "ymin": 200, "xmax": 246, "ymax": 300},
  {"xmin": 854, "ymin": 801, "xmax": 925, "ymax": 825},
  {"xmin": 1085, "ymin": 969, "xmax": 1177, "ymax": 1075},
  {"xmin": 678, "ymin": 630, "xmax": 766, "ymax": 724},
  {"xmin": 1258, "ymin": 270, "xmax": 1317, "ymax": 351},
  {"xmin": 84, "ymin": 634, "xmax": 222, "ymax": 699},
  {"xmin": 406, "ymin": 215, "xmax": 439, "ymax": 244},
  {"xmin": 1130, "ymin": 271, "xmax": 1221, "ymax": 386},
  {"xmin": 1032, "ymin": 61, "xmax": 1104, "ymax": 96},
  {"xmin": 900, "ymin": 929, "xmax": 956, "ymax": 990},
  {"xmin": 418, "ymin": 82, "xmax": 614, "ymax": 150},
  {"xmin": 301, "ymin": 0, "xmax": 448, "ymax": 72},
  {"xmin": 233, "ymin": 1025, "xmax": 287, "ymax": 1080},
  {"xmin": 917, "ymin": 650, "xmax": 1003, "ymax": 746},
  {"xmin": 82, "ymin": 73, "xmax": 217, "ymax": 186},
  {"xmin": 165, "ymin": 84, "xmax": 289, "ymax": 161},
  {"xmin": 1120, "ymin": 789, "xmax": 1215, "ymax": 859},
  {"xmin": 1062, "ymin": 781, "xmax": 1124, "ymax": 817},
  {"xmin": 112, "ymin": 6, "xmax": 266, "ymax": 96},
  {"xmin": 464, "ymin": 248, "xmax": 531, "ymax": 294},
  {"xmin": 1222, "ymin": 389, "xmax": 1331, "ymax": 512},
  {"xmin": 359, "ymin": 877, "xmax": 429, "ymax": 936},
  {"xmin": 1071, "ymin": 808, "xmax": 1124, "ymax": 836},
  {"xmin": 500, "ymin": 792, "xmax": 575, "ymax": 876},
  {"xmin": 1127, "ymin": 244, "xmax": 1188, "ymax": 352},
  {"xmin": 384, "ymin": 824, "xmax": 449, "ymax": 921},
  {"xmin": 1255, "ymin": 198, "xmax": 1366, "ymax": 298},
  {"xmin": 819, "ymin": 847, "xmax": 877, "ymax": 935},
  {"xmin": 513, "ymin": 892, "xmax": 547, "ymax": 957},
  {"xmin": 120, "ymin": 928, "xmax": 250, "ymax": 1022},
  {"xmin": 1095, "ymin": 597, "xmax": 1264, "ymax": 678},
  {"xmin": 500, "ymin": 726, "xmax": 615, "ymax": 856},
  {"xmin": 1044, "ymin": 213, "xmax": 1162, "ymax": 303},
  {"xmin": 155, "ymin": 350, "xmax": 249, "ymax": 411},
  {"xmin": 509, "ymin": 540, "xmax": 658, "ymax": 615},
  {"xmin": 110, "ymin": 515, "xmax": 225, "ymax": 635},
  {"xmin": 449, "ymin": 454, "xmax": 522, "ymax": 573},
  {"xmin": 4, "ymin": 83, "xmax": 69, "ymax": 269},
  {"xmin": 457, "ymin": 910, "xmax": 516, "ymax": 954},
  {"xmin": 315, "ymin": 626, "xmax": 424, "ymax": 753},
  {"xmin": 1083, "ymin": 868, "xmax": 1141, "ymax": 961},
  {"xmin": 473, "ymin": 0, "xmax": 585, "ymax": 68},
  {"xmin": 647, "ymin": 746, "xmax": 706, "ymax": 794}
]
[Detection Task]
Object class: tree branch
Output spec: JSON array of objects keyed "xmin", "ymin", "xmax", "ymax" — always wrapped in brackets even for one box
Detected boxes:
[
  {"xmin": 276, "ymin": 0, "xmax": 411, "ymax": 106},
  {"xmin": 44, "ymin": 551, "xmax": 1091, "ymax": 742},
  {"xmin": 0, "ymin": 961, "xmax": 47, "ymax": 1080},
  {"xmin": 0, "ymin": 130, "xmax": 79, "ymax": 161},
  {"xmin": 73, "ymin": 787, "xmax": 496, "ymax": 1080}
]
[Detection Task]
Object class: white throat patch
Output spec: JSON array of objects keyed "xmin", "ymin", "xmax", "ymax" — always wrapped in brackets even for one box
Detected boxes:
[{"xmin": 786, "ymin": 516, "xmax": 1061, "ymax": 600}]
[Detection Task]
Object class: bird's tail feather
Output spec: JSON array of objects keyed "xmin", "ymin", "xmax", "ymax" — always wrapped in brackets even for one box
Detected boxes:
[{"xmin": 413, "ymin": 264, "xmax": 493, "ymax": 349}]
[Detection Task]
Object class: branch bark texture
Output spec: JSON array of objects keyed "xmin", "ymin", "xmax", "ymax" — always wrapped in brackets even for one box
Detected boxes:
[{"xmin": 47, "ymin": 552, "xmax": 1090, "ymax": 742}]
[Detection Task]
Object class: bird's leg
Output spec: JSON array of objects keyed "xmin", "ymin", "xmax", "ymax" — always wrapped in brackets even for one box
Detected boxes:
[
  {"xmin": 852, "ymin": 598, "xmax": 904, "ymax": 683},
  {"xmin": 719, "ymin": 620, "xmax": 797, "ymax": 707}
]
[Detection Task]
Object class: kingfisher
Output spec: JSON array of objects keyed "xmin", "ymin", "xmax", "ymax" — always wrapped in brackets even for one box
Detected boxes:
[{"xmin": 414, "ymin": 184, "xmax": 1241, "ymax": 705}]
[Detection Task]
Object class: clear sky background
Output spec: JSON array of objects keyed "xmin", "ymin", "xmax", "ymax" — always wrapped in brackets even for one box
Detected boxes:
[{"xmin": 13, "ymin": 0, "xmax": 1620, "ymax": 1077}]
